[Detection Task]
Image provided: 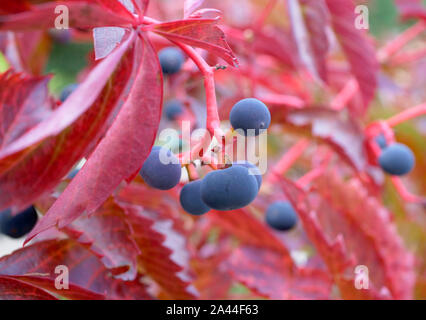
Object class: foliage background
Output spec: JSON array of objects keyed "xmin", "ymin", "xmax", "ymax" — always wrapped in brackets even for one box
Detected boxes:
[{"xmin": 0, "ymin": 0, "xmax": 425, "ymax": 300}]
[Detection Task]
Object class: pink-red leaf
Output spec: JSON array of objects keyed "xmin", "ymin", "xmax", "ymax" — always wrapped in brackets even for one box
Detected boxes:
[
  {"xmin": 0, "ymin": 276, "xmax": 57, "ymax": 300},
  {"xmin": 282, "ymin": 108, "xmax": 368, "ymax": 171},
  {"xmin": 121, "ymin": 201, "xmax": 197, "ymax": 299},
  {"xmin": 296, "ymin": 0, "xmax": 330, "ymax": 81},
  {"xmin": 116, "ymin": 183, "xmax": 196, "ymax": 299},
  {"xmin": 184, "ymin": 0, "xmax": 206, "ymax": 18},
  {"xmin": 312, "ymin": 172, "xmax": 415, "ymax": 299},
  {"xmin": 146, "ymin": 18, "xmax": 238, "ymax": 67},
  {"xmin": 280, "ymin": 174, "xmax": 415, "ymax": 299},
  {"xmin": 0, "ymin": 1, "xmax": 135, "ymax": 31},
  {"xmin": 325, "ymin": 0, "xmax": 378, "ymax": 113},
  {"xmin": 224, "ymin": 245, "xmax": 332, "ymax": 299},
  {"xmin": 0, "ymin": 71, "xmax": 52, "ymax": 148},
  {"xmin": 209, "ymin": 208, "xmax": 293, "ymax": 258},
  {"xmin": 0, "ymin": 32, "xmax": 136, "ymax": 211},
  {"xmin": 62, "ymin": 198, "xmax": 140, "ymax": 281},
  {"xmin": 26, "ymin": 34, "xmax": 162, "ymax": 243},
  {"xmin": 395, "ymin": 0, "xmax": 426, "ymax": 20},
  {"xmin": 96, "ymin": 0, "xmax": 137, "ymax": 22},
  {"xmin": 0, "ymin": 239, "xmax": 151, "ymax": 299}
]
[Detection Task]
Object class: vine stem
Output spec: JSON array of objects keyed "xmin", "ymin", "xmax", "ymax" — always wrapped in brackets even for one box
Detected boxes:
[
  {"xmin": 266, "ymin": 139, "xmax": 310, "ymax": 183},
  {"xmin": 331, "ymin": 22, "xmax": 425, "ymax": 112},
  {"xmin": 391, "ymin": 177, "xmax": 426, "ymax": 204},
  {"xmin": 386, "ymin": 103, "xmax": 426, "ymax": 127},
  {"xmin": 253, "ymin": 0, "xmax": 279, "ymax": 30},
  {"xmin": 330, "ymin": 78, "xmax": 359, "ymax": 111},
  {"xmin": 142, "ymin": 16, "xmax": 224, "ymax": 164},
  {"xmin": 390, "ymin": 47, "xmax": 426, "ymax": 66},
  {"xmin": 261, "ymin": 93, "xmax": 305, "ymax": 109},
  {"xmin": 377, "ymin": 21, "xmax": 426, "ymax": 63}
]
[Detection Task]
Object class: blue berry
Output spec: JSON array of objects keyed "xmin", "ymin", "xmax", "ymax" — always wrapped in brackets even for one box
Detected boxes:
[
  {"xmin": 49, "ymin": 29, "xmax": 72, "ymax": 44},
  {"xmin": 375, "ymin": 134, "xmax": 387, "ymax": 149},
  {"xmin": 379, "ymin": 143, "xmax": 415, "ymax": 176},
  {"xmin": 233, "ymin": 161, "xmax": 262, "ymax": 190},
  {"xmin": 67, "ymin": 168, "xmax": 80, "ymax": 179},
  {"xmin": 140, "ymin": 146, "xmax": 182, "ymax": 190},
  {"xmin": 230, "ymin": 98, "xmax": 271, "ymax": 136},
  {"xmin": 158, "ymin": 47, "xmax": 185, "ymax": 75},
  {"xmin": 164, "ymin": 100, "xmax": 184, "ymax": 121},
  {"xmin": 60, "ymin": 83, "xmax": 78, "ymax": 102},
  {"xmin": 180, "ymin": 180, "xmax": 210, "ymax": 215},
  {"xmin": 0, "ymin": 206, "xmax": 38, "ymax": 239},
  {"xmin": 265, "ymin": 201, "xmax": 297, "ymax": 231},
  {"xmin": 200, "ymin": 165, "xmax": 259, "ymax": 211}
]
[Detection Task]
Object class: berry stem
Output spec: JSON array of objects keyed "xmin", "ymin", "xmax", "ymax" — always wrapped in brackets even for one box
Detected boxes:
[
  {"xmin": 253, "ymin": 0, "xmax": 278, "ymax": 30},
  {"xmin": 261, "ymin": 93, "xmax": 305, "ymax": 109},
  {"xmin": 391, "ymin": 176, "xmax": 426, "ymax": 204},
  {"xmin": 330, "ymin": 78, "xmax": 359, "ymax": 111},
  {"xmin": 390, "ymin": 47, "xmax": 426, "ymax": 66},
  {"xmin": 143, "ymin": 16, "xmax": 224, "ymax": 163},
  {"xmin": 186, "ymin": 164, "xmax": 199, "ymax": 181},
  {"xmin": 377, "ymin": 21, "xmax": 426, "ymax": 63},
  {"xmin": 297, "ymin": 167, "xmax": 324, "ymax": 188},
  {"xmin": 174, "ymin": 45, "xmax": 221, "ymax": 136},
  {"xmin": 386, "ymin": 103, "xmax": 426, "ymax": 127},
  {"xmin": 266, "ymin": 139, "xmax": 310, "ymax": 183}
]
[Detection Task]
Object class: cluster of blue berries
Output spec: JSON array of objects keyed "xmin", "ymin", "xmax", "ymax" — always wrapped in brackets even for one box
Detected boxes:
[
  {"xmin": 138, "ymin": 145, "xmax": 263, "ymax": 216},
  {"xmin": 180, "ymin": 161, "xmax": 262, "ymax": 215}
]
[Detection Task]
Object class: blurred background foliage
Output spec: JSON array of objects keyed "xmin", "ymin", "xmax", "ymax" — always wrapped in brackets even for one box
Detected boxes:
[{"xmin": 40, "ymin": 0, "xmax": 420, "ymax": 95}]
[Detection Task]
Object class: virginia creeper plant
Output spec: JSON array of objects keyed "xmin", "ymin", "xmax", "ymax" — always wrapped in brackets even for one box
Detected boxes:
[{"xmin": 0, "ymin": 0, "xmax": 424, "ymax": 300}]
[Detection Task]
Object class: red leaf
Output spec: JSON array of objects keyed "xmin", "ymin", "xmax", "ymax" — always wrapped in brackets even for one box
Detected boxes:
[
  {"xmin": 209, "ymin": 208, "xmax": 293, "ymax": 259},
  {"xmin": 295, "ymin": 0, "xmax": 330, "ymax": 81},
  {"xmin": 249, "ymin": 27, "xmax": 299, "ymax": 69},
  {"xmin": 283, "ymin": 108, "xmax": 368, "ymax": 171},
  {"xmin": 62, "ymin": 198, "xmax": 140, "ymax": 281},
  {"xmin": 146, "ymin": 19, "xmax": 238, "ymax": 67},
  {"xmin": 224, "ymin": 246, "xmax": 332, "ymax": 299},
  {"xmin": 192, "ymin": 251, "xmax": 233, "ymax": 299},
  {"xmin": 324, "ymin": 0, "xmax": 378, "ymax": 113},
  {"xmin": 0, "ymin": 71, "xmax": 52, "ymax": 148},
  {"xmin": 95, "ymin": 0, "xmax": 137, "ymax": 22},
  {"xmin": 8, "ymin": 275, "xmax": 105, "ymax": 300},
  {"xmin": 0, "ymin": 1, "xmax": 135, "ymax": 31},
  {"xmin": 130, "ymin": 0, "xmax": 149, "ymax": 16},
  {"xmin": 280, "ymin": 175, "xmax": 415, "ymax": 299},
  {"xmin": 0, "ymin": 276, "xmax": 57, "ymax": 300},
  {"xmin": 0, "ymin": 1, "xmax": 31, "ymax": 14},
  {"xmin": 116, "ymin": 183, "xmax": 196, "ymax": 299},
  {"xmin": 121, "ymin": 201, "xmax": 197, "ymax": 299},
  {"xmin": 0, "ymin": 32, "xmax": 136, "ymax": 211},
  {"xmin": 0, "ymin": 31, "xmax": 51, "ymax": 75},
  {"xmin": 0, "ymin": 239, "xmax": 151, "ymax": 299},
  {"xmin": 184, "ymin": 0, "xmax": 206, "ymax": 18},
  {"xmin": 395, "ymin": 0, "xmax": 426, "ymax": 20},
  {"xmin": 26, "ymin": 34, "xmax": 162, "ymax": 243},
  {"xmin": 312, "ymin": 172, "xmax": 415, "ymax": 300}
]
